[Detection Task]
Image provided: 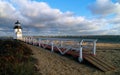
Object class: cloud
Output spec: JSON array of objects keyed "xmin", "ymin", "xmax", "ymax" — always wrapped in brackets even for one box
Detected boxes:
[
  {"xmin": 87, "ymin": 0, "xmax": 120, "ymax": 35},
  {"xmin": 0, "ymin": 0, "xmax": 120, "ymax": 36},
  {"xmin": 88, "ymin": 0, "xmax": 120, "ymax": 16}
]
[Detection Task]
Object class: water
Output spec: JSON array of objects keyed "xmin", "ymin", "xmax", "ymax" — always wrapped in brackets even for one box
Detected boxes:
[{"xmin": 37, "ymin": 35, "xmax": 120, "ymax": 43}]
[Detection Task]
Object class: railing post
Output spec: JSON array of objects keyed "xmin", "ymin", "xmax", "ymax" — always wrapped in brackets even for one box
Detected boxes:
[
  {"xmin": 78, "ymin": 40, "xmax": 83, "ymax": 62},
  {"xmin": 51, "ymin": 41, "xmax": 54, "ymax": 52},
  {"xmin": 32, "ymin": 39, "xmax": 34, "ymax": 45},
  {"xmin": 93, "ymin": 40, "xmax": 97, "ymax": 56},
  {"xmin": 39, "ymin": 39, "xmax": 41, "ymax": 47},
  {"xmin": 23, "ymin": 37, "xmax": 25, "ymax": 42},
  {"xmin": 25, "ymin": 37, "xmax": 27, "ymax": 43},
  {"xmin": 60, "ymin": 41, "xmax": 63, "ymax": 47},
  {"xmin": 34, "ymin": 39, "xmax": 36, "ymax": 46},
  {"xmin": 24, "ymin": 37, "xmax": 26, "ymax": 42},
  {"xmin": 29, "ymin": 37, "xmax": 31, "ymax": 44}
]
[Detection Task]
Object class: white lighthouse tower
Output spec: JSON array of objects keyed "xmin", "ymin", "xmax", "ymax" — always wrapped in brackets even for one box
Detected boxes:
[{"xmin": 13, "ymin": 20, "xmax": 22, "ymax": 40}]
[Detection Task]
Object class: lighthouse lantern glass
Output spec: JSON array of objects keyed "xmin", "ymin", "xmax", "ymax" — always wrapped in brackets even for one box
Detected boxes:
[
  {"xmin": 19, "ymin": 29, "xmax": 21, "ymax": 32},
  {"xmin": 15, "ymin": 29, "xmax": 18, "ymax": 33}
]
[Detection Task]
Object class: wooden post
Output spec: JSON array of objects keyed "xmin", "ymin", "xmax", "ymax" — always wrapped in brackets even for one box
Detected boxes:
[
  {"xmin": 32, "ymin": 38, "xmax": 33, "ymax": 45},
  {"xmin": 78, "ymin": 41, "xmax": 83, "ymax": 62},
  {"xmin": 93, "ymin": 41, "xmax": 96, "ymax": 56},
  {"xmin": 51, "ymin": 41, "xmax": 54, "ymax": 52},
  {"xmin": 60, "ymin": 41, "xmax": 63, "ymax": 47},
  {"xmin": 39, "ymin": 39, "xmax": 41, "ymax": 47}
]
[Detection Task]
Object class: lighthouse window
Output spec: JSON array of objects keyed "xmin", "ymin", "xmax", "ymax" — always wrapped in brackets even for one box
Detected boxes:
[
  {"xmin": 15, "ymin": 29, "xmax": 18, "ymax": 32},
  {"xmin": 19, "ymin": 29, "xmax": 21, "ymax": 32}
]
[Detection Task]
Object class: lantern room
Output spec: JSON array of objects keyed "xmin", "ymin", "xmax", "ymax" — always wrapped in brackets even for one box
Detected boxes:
[{"xmin": 13, "ymin": 20, "xmax": 22, "ymax": 40}]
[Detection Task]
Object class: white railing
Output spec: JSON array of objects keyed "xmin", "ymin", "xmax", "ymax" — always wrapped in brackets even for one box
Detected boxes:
[{"xmin": 22, "ymin": 36, "xmax": 97, "ymax": 62}]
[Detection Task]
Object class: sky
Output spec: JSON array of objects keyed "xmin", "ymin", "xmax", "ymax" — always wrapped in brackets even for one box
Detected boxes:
[{"xmin": 0, "ymin": 0, "xmax": 120, "ymax": 36}]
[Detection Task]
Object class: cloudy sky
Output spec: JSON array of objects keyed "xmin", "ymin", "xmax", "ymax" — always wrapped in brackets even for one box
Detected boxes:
[{"xmin": 0, "ymin": 0, "xmax": 120, "ymax": 36}]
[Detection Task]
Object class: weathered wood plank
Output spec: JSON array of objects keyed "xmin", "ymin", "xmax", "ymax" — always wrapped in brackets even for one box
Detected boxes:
[{"xmin": 84, "ymin": 54, "xmax": 116, "ymax": 72}]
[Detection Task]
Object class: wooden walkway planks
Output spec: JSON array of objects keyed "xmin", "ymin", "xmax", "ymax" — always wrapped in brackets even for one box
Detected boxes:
[
  {"xmin": 83, "ymin": 54, "xmax": 116, "ymax": 72},
  {"xmin": 35, "ymin": 43, "xmax": 116, "ymax": 72}
]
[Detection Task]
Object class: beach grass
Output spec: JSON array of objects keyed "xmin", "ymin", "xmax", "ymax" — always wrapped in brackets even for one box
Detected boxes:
[{"xmin": 0, "ymin": 39, "xmax": 39, "ymax": 75}]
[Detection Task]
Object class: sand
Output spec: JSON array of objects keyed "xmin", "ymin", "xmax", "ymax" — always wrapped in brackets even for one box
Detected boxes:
[{"xmin": 26, "ymin": 43, "xmax": 120, "ymax": 75}]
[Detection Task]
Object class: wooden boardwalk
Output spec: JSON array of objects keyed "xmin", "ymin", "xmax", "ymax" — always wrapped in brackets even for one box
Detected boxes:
[
  {"xmin": 25, "ymin": 41, "xmax": 116, "ymax": 72},
  {"xmin": 39, "ymin": 44, "xmax": 116, "ymax": 72},
  {"xmin": 83, "ymin": 54, "xmax": 116, "ymax": 72}
]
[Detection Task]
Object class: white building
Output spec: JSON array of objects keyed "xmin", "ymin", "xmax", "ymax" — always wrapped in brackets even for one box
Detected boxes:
[{"xmin": 13, "ymin": 20, "xmax": 22, "ymax": 40}]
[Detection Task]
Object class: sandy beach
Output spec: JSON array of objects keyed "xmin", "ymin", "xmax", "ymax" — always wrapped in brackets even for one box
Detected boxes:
[{"xmin": 27, "ymin": 43, "xmax": 120, "ymax": 75}]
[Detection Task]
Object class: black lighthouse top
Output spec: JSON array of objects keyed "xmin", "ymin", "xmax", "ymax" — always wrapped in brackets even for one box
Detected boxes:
[
  {"xmin": 15, "ymin": 20, "xmax": 20, "ymax": 24},
  {"xmin": 13, "ymin": 20, "xmax": 22, "ymax": 29}
]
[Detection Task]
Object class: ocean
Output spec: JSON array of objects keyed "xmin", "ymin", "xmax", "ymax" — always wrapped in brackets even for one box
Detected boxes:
[{"xmin": 37, "ymin": 35, "xmax": 120, "ymax": 43}]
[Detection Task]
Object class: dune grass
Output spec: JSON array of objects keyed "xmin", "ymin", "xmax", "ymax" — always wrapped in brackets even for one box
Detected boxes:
[{"xmin": 0, "ymin": 39, "xmax": 39, "ymax": 75}]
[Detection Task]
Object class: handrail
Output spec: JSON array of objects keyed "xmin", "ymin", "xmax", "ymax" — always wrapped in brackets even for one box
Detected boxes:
[{"xmin": 22, "ymin": 36, "xmax": 97, "ymax": 62}]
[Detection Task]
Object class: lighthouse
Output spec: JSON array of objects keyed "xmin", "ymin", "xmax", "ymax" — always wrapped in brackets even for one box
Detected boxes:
[{"xmin": 13, "ymin": 20, "xmax": 22, "ymax": 40}]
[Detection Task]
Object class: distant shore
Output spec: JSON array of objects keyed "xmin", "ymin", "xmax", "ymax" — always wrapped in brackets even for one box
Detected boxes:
[
  {"xmin": 0, "ymin": 35, "xmax": 120, "ymax": 43},
  {"xmin": 32, "ymin": 35, "xmax": 120, "ymax": 43}
]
